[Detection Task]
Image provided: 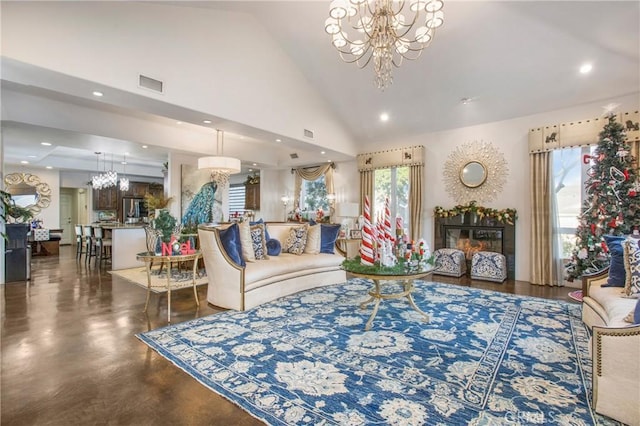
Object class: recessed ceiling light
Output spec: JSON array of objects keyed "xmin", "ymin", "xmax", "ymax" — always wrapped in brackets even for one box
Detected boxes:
[
  {"xmin": 41, "ymin": 142, "xmax": 52, "ymax": 146},
  {"xmin": 27, "ymin": 155, "xmax": 37, "ymax": 158},
  {"xmin": 92, "ymin": 91, "xmax": 103, "ymax": 97},
  {"xmin": 45, "ymin": 166, "xmax": 53, "ymax": 169},
  {"xmin": 121, "ymin": 161, "xmax": 128, "ymax": 165},
  {"xmin": 276, "ymin": 138, "xmax": 282, "ymax": 142},
  {"xmin": 142, "ymin": 145, "xmax": 148, "ymax": 149},
  {"xmin": 321, "ymin": 151, "xmax": 326, "ymax": 155},
  {"xmin": 248, "ymin": 168, "xmax": 253, "ymax": 172},
  {"xmin": 580, "ymin": 63, "xmax": 593, "ymax": 74},
  {"xmin": 176, "ymin": 121, "xmax": 183, "ymax": 125},
  {"xmin": 20, "ymin": 160, "xmax": 29, "ymax": 164},
  {"xmin": 461, "ymin": 97, "xmax": 472, "ymax": 105},
  {"xmin": 252, "ymin": 163, "xmax": 257, "ymax": 166},
  {"xmin": 380, "ymin": 112, "xmax": 389, "ymax": 122},
  {"xmin": 203, "ymin": 120, "xmax": 212, "ymax": 124}
]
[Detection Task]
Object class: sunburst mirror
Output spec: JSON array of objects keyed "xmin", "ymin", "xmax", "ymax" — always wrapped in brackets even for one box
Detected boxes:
[{"xmin": 443, "ymin": 141, "xmax": 508, "ymax": 203}]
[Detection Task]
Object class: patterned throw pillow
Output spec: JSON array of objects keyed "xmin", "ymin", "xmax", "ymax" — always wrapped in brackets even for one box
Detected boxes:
[
  {"xmin": 250, "ymin": 223, "xmax": 269, "ymax": 260},
  {"xmin": 624, "ymin": 298, "xmax": 640, "ymax": 324},
  {"xmin": 284, "ymin": 224, "xmax": 308, "ymax": 255},
  {"xmin": 238, "ymin": 221, "xmax": 256, "ymax": 262},
  {"xmin": 304, "ymin": 224, "xmax": 321, "ymax": 254},
  {"xmin": 623, "ymin": 238, "xmax": 640, "ymax": 297}
]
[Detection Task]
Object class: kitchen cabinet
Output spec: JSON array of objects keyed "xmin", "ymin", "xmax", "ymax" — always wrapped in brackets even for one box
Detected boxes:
[
  {"xmin": 93, "ymin": 186, "xmax": 118, "ymax": 211},
  {"xmin": 245, "ymin": 183, "xmax": 260, "ymax": 210},
  {"xmin": 121, "ymin": 182, "xmax": 149, "ymax": 198}
]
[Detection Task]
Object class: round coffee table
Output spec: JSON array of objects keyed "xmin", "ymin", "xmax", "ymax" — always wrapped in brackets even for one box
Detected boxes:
[{"xmin": 345, "ymin": 265, "xmax": 434, "ymax": 331}]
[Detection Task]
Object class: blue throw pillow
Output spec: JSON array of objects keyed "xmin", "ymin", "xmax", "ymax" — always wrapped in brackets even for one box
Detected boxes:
[
  {"xmin": 250, "ymin": 218, "xmax": 271, "ymax": 240},
  {"xmin": 320, "ymin": 224, "xmax": 341, "ymax": 254},
  {"xmin": 603, "ymin": 235, "xmax": 626, "ymax": 287},
  {"xmin": 266, "ymin": 238, "xmax": 281, "ymax": 256},
  {"xmin": 218, "ymin": 223, "xmax": 246, "ymax": 267}
]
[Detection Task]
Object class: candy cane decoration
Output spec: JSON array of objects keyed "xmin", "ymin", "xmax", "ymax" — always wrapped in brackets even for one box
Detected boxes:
[
  {"xmin": 360, "ymin": 195, "xmax": 375, "ymax": 266},
  {"xmin": 383, "ymin": 198, "xmax": 393, "ymax": 242}
]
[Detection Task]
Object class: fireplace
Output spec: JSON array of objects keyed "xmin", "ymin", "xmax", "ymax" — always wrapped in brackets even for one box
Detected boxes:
[{"xmin": 435, "ymin": 213, "xmax": 515, "ymax": 279}]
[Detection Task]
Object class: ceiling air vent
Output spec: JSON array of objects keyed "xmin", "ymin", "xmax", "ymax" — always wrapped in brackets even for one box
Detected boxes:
[
  {"xmin": 139, "ymin": 74, "xmax": 164, "ymax": 93},
  {"xmin": 303, "ymin": 129, "xmax": 314, "ymax": 139},
  {"xmin": 290, "ymin": 153, "xmax": 299, "ymax": 159}
]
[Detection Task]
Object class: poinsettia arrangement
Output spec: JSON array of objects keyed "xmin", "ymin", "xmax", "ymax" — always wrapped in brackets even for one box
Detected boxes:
[{"xmin": 434, "ymin": 200, "xmax": 517, "ymax": 225}]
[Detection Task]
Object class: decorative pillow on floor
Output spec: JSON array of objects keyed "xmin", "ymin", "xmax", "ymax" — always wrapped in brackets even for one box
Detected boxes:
[
  {"xmin": 304, "ymin": 224, "xmax": 321, "ymax": 254},
  {"xmin": 284, "ymin": 224, "xmax": 308, "ymax": 255},
  {"xmin": 602, "ymin": 235, "xmax": 627, "ymax": 287},
  {"xmin": 320, "ymin": 224, "xmax": 341, "ymax": 254},
  {"xmin": 238, "ymin": 221, "xmax": 256, "ymax": 262},
  {"xmin": 266, "ymin": 238, "xmax": 281, "ymax": 256},
  {"xmin": 218, "ymin": 223, "xmax": 246, "ymax": 267},
  {"xmin": 623, "ymin": 238, "xmax": 640, "ymax": 297},
  {"xmin": 250, "ymin": 223, "xmax": 269, "ymax": 260}
]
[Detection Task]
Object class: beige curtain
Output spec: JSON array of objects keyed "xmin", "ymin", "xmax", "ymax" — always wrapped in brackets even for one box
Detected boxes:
[
  {"xmin": 409, "ymin": 165, "xmax": 423, "ymax": 241},
  {"xmin": 293, "ymin": 163, "xmax": 335, "ymax": 214},
  {"xmin": 359, "ymin": 170, "xmax": 374, "ymax": 214},
  {"xmin": 530, "ymin": 151, "xmax": 555, "ymax": 286}
]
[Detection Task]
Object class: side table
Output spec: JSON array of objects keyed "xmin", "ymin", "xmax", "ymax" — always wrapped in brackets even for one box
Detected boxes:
[{"xmin": 136, "ymin": 251, "xmax": 202, "ymax": 322}]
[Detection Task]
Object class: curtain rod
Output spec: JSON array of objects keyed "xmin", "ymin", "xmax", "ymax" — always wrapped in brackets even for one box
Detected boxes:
[{"xmin": 291, "ymin": 162, "xmax": 335, "ymax": 174}]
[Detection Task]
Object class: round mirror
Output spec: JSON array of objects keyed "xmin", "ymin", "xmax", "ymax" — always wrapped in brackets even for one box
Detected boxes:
[{"xmin": 459, "ymin": 161, "xmax": 487, "ymax": 188}]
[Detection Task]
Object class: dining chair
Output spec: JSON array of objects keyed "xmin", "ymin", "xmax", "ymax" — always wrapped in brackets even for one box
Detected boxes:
[
  {"xmin": 93, "ymin": 226, "xmax": 112, "ymax": 267},
  {"xmin": 74, "ymin": 224, "xmax": 85, "ymax": 261},
  {"xmin": 82, "ymin": 225, "xmax": 96, "ymax": 265}
]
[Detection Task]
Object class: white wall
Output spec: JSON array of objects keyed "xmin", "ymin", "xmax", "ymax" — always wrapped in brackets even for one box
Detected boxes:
[
  {"xmin": 1, "ymin": 1, "xmax": 356, "ymax": 157},
  {"xmin": 362, "ymin": 93, "xmax": 639, "ymax": 282}
]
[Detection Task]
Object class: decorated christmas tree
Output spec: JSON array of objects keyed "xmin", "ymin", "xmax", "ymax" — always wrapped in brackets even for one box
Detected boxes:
[{"xmin": 566, "ymin": 113, "xmax": 639, "ymax": 280}]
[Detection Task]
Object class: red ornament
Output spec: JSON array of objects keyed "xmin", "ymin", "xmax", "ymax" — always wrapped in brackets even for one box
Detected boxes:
[
  {"xmin": 629, "ymin": 189, "xmax": 637, "ymax": 197},
  {"xmin": 624, "ymin": 169, "xmax": 630, "ymax": 181},
  {"xmin": 601, "ymin": 241, "xmax": 609, "ymax": 253},
  {"xmin": 591, "ymin": 223, "xmax": 596, "ymax": 234},
  {"xmin": 608, "ymin": 218, "xmax": 618, "ymax": 228}
]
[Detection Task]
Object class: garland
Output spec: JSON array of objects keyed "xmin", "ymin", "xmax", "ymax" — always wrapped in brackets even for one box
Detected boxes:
[
  {"xmin": 433, "ymin": 201, "xmax": 517, "ymax": 225},
  {"xmin": 342, "ymin": 256, "xmax": 435, "ymax": 276}
]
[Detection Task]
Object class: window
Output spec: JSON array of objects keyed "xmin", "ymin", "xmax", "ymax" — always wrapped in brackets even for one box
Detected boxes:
[
  {"xmin": 228, "ymin": 184, "xmax": 246, "ymax": 219},
  {"xmin": 552, "ymin": 146, "xmax": 595, "ymax": 258},
  {"xmin": 299, "ymin": 175, "xmax": 329, "ymax": 219},
  {"xmin": 373, "ymin": 166, "xmax": 409, "ymax": 233}
]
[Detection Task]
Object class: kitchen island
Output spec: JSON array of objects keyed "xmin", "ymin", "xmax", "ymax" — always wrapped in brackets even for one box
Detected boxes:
[{"xmin": 100, "ymin": 224, "xmax": 147, "ymax": 270}]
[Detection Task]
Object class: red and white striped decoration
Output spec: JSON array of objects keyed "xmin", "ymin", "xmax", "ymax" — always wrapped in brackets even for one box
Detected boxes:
[
  {"xmin": 359, "ymin": 195, "xmax": 375, "ymax": 266},
  {"xmin": 383, "ymin": 198, "xmax": 394, "ymax": 242}
]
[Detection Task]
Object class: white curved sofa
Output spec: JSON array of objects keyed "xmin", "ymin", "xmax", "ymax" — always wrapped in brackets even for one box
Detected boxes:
[
  {"xmin": 582, "ymin": 268, "xmax": 640, "ymax": 426},
  {"xmin": 198, "ymin": 223, "xmax": 346, "ymax": 311}
]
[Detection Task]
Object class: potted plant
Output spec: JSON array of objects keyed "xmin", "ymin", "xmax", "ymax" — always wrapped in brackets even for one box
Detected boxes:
[
  {"xmin": 144, "ymin": 193, "xmax": 173, "ymax": 219},
  {"xmin": 153, "ymin": 210, "xmax": 177, "ymax": 243}
]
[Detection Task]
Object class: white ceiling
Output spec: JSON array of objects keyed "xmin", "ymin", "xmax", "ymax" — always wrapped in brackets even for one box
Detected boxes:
[{"xmin": 2, "ymin": 1, "xmax": 639, "ymax": 178}]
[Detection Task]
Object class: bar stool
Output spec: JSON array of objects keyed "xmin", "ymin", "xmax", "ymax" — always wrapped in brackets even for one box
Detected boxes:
[
  {"xmin": 74, "ymin": 224, "xmax": 85, "ymax": 260},
  {"xmin": 82, "ymin": 225, "xmax": 96, "ymax": 265},
  {"xmin": 94, "ymin": 226, "xmax": 112, "ymax": 267}
]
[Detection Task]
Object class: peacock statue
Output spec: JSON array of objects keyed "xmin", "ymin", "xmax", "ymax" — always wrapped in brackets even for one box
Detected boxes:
[{"xmin": 181, "ymin": 181, "xmax": 220, "ymax": 228}]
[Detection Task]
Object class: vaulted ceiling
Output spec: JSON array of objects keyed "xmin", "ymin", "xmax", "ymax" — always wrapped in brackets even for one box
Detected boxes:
[{"xmin": 2, "ymin": 1, "xmax": 638, "ymax": 179}]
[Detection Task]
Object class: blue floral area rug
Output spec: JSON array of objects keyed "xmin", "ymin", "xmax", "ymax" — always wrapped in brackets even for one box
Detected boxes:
[{"xmin": 137, "ymin": 280, "xmax": 619, "ymax": 425}]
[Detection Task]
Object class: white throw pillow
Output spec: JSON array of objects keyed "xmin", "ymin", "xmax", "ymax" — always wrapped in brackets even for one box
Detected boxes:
[
  {"xmin": 304, "ymin": 224, "xmax": 321, "ymax": 254},
  {"xmin": 238, "ymin": 221, "xmax": 256, "ymax": 262}
]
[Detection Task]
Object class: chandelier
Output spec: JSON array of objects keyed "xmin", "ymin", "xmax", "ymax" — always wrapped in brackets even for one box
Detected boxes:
[
  {"xmin": 325, "ymin": 0, "xmax": 445, "ymax": 90},
  {"xmin": 198, "ymin": 129, "xmax": 241, "ymax": 186},
  {"xmin": 91, "ymin": 152, "xmax": 118, "ymax": 189},
  {"xmin": 119, "ymin": 154, "xmax": 129, "ymax": 192}
]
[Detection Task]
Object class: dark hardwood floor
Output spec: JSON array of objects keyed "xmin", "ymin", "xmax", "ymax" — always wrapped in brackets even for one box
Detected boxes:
[{"xmin": 1, "ymin": 245, "xmax": 579, "ymax": 425}]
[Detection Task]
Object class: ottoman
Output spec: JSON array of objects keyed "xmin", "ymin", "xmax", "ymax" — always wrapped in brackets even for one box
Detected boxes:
[
  {"xmin": 433, "ymin": 248, "xmax": 467, "ymax": 277},
  {"xmin": 471, "ymin": 251, "xmax": 507, "ymax": 282}
]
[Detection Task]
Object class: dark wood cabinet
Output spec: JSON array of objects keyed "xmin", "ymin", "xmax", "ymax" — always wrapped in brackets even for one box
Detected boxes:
[
  {"xmin": 121, "ymin": 182, "xmax": 149, "ymax": 198},
  {"xmin": 245, "ymin": 183, "xmax": 260, "ymax": 210},
  {"xmin": 93, "ymin": 187, "xmax": 118, "ymax": 210}
]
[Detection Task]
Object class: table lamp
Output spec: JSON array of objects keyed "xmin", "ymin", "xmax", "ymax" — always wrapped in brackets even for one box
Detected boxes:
[{"xmin": 335, "ymin": 202, "xmax": 360, "ymax": 238}]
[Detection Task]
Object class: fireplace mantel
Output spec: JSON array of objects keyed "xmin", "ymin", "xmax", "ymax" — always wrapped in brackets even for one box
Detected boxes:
[{"xmin": 434, "ymin": 213, "xmax": 516, "ymax": 280}]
